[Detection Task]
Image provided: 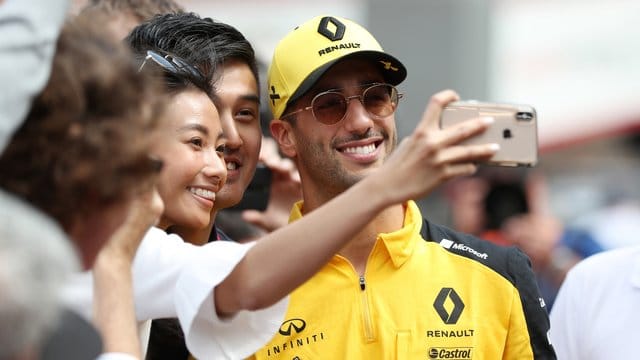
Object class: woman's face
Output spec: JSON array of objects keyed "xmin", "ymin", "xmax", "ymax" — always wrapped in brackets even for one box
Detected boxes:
[{"xmin": 153, "ymin": 89, "xmax": 227, "ymax": 230}]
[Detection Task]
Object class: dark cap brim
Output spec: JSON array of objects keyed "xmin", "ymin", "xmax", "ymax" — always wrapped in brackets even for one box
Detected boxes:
[{"xmin": 288, "ymin": 50, "xmax": 407, "ymax": 106}]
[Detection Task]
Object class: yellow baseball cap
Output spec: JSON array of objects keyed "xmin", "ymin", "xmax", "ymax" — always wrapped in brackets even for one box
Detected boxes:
[{"xmin": 267, "ymin": 15, "xmax": 407, "ymax": 119}]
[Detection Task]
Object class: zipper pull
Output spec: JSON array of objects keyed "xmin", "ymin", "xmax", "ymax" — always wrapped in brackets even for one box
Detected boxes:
[{"xmin": 359, "ymin": 275, "xmax": 366, "ymax": 291}]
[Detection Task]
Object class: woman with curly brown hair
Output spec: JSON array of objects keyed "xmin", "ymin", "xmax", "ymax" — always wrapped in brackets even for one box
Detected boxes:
[
  {"xmin": 0, "ymin": 15, "xmax": 165, "ymax": 358},
  {"xmin": 0, "ymin": 17, "xmax": 165, "ymax": 269}
]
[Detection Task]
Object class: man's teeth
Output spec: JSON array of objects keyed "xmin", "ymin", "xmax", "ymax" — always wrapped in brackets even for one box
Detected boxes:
[
  {"xmin": 343, "ymin": 144, "xmax": 376, "ymax": 155},
  {"xmin": 189, "ymin": 187, "xmax": 216, "ymax": 200},
  {"xmin": 226, "ymin": 162, "xmax": 238, "ymax": 170}
]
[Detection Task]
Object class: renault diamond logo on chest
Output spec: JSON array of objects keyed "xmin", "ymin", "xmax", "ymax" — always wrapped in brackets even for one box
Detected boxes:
[{"xmin": 433, "ymin": 288, "xmax": 465, "ymax": 324}]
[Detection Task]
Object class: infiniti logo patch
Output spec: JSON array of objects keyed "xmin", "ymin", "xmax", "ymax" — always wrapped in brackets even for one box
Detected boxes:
[
  {"xmin": 268, "ymin": 318, "xmax": 325, "ymax": 356},
  {"xmin": 279, "ymin": 318, "xmax": 306, "ymax": 336}
]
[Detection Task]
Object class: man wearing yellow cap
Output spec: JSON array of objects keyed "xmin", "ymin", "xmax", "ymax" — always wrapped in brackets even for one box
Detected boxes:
[{"xmin": 251, "ymin": 15, "xmax": 556, "ymax": 359}]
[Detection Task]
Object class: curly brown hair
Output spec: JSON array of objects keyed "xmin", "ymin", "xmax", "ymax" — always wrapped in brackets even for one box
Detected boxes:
[{"xmin": 0, "ymin": 17, "xmax": 165, "ymax": 231}]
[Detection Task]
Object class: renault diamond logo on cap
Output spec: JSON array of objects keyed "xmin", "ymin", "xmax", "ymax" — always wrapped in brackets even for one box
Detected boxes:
[
  {"xmin": 317, "ymin": 16, "xmax": 345, "ymax": 41},
  {"xmin": 279, "ymin": 318, "xmax": 307, "ymax": 336},
  {"xmin": 433, "ymin": 288, "xmax": 465, "ymax": 324}
]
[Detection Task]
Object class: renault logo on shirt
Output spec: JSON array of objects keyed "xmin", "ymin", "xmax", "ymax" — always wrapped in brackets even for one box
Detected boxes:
[
  {"xmin": 433, "ymin": 288, "xmax": 465, "ymax": 324},
  {"xmin": 279, "ymin": 318, "xmax": 307, "ymax": 336}
]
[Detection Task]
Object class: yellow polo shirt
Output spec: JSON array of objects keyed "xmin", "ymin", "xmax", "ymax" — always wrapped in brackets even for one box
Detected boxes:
[{"xmin": 249, "ymin": 201, "xmax": 554, "ymax": 359}]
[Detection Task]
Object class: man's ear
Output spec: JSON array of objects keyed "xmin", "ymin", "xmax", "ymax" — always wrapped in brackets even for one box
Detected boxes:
[{"xmin": 270, "ymin": 119, "xmax": 297, "ymax": 158}]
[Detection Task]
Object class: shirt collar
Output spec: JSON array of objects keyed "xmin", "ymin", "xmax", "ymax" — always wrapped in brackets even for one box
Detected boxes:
[
  {"xmin": 289, "ymin": 200, "xmax": 305, "ymax": 223},
  {"xmin": 377, "ymin": 200, "xmax": 421, "ymax": 268}
]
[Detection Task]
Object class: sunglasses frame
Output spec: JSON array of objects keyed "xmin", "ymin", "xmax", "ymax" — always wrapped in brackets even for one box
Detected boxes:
[
  {"xmin": 281, "ymin": 83, "xmax": 403, "ymax": 125},
  {"xmin": 137, "ymin": 50, "xmax": 203, "ymax": 79}
]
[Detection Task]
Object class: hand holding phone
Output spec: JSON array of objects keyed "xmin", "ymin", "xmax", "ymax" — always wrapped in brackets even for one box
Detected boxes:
[{"xmin": 440, "ymin": 101, "xmax": 538, "ymax": 167}]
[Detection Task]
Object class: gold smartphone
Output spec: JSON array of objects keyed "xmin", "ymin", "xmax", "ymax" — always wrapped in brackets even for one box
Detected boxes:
[{"xmin": 440, "ymin": 101, "xmax": 538, "ymax": 167}]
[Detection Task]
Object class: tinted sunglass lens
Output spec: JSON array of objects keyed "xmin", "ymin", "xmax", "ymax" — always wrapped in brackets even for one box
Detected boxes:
[
  {"xmin": 312, "ymin": 92, "xmax": 348, "ymax": 125},
  {"xmin": 364, "ymin": 84, "xmax": 397, "ymax": 118}
]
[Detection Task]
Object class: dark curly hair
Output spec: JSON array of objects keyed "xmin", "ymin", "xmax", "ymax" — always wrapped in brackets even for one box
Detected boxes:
[{"xmin": 0, "ymin": 17, "xmax": 165, "ymax": 231}]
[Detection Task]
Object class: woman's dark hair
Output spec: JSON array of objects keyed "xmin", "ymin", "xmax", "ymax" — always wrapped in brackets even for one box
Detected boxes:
[
  {"xmin": 126, "ymin": 12, "xmax": 259, "ymax": 95},
  {"xmin": 127, "ymin": 19, "xmax": 215, "ymax": 101},
  {"xmin": 134, "ymin": 48, "xmax": 214, "ymax": 101}
]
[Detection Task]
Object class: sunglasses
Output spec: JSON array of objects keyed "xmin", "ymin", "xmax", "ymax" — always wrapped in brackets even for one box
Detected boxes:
[
  {"xmin": 137, "ymin": 50, "xmax": 203, "ymax": 79},
  {"xmin": 282, "ymin": 83, "xmax": 403, "ymax": 125}
]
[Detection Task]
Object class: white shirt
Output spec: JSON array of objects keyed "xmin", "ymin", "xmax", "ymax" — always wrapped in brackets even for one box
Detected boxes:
[
  {"xmin": 549, "ymin": 246, "xmax": 640, "ymax": 359},
  {"xmin": 63, "ymin": 227, "xmax": 288, "ymax": 359},
  {"xmin": 572, "ymin": 202, "xmax": 640, "ymax": 249}
]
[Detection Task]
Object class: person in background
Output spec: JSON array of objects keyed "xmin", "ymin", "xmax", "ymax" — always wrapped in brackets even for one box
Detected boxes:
[
  {"xmin": 0, "ymin": 15, "xmax": 166, "ymax": 359},
  {"xmin": 549, "ymin": 135, "xmax": 640, "ymax": 359},
  {"xmin": 446, "ymin": 169, "xmax": 603, "ymax": 309},
  {"xmin": 0, "ymin": 0, "xmax": 67, "ymax": 153},
  {"xmin": 0, "ymin": 191, "xmax": 76, "ymax": 360},
  {"xmin": 250, "ymin": 15, "xmax": 554, "ymax": 359},
  {"xmin": 549, "ymin": 245, "xmax": 640, "ymax": 359},
  {"xmin": 0, "ymin": 0, "xmax": 94, "ymax": 357}
]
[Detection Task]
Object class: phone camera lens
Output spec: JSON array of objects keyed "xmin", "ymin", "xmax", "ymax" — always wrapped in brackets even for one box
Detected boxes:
[{"xmin": 516, "ymin": 112, "xmax": 533, "ymax": 121}]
